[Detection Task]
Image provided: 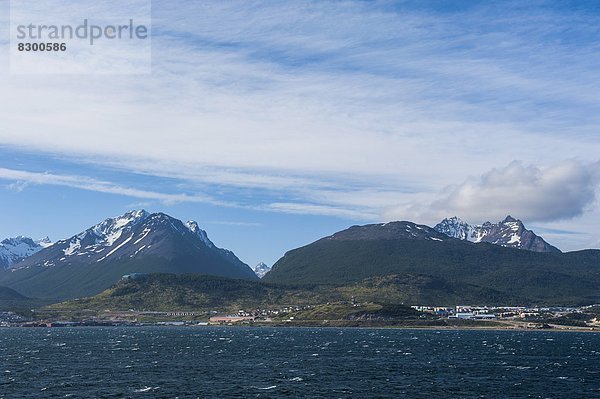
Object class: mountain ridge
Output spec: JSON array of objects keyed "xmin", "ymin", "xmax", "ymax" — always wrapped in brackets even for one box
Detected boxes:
[
  {"xmin": 327, "ymin": 221, "xmax": 452, "ymax": 242},
  {"xmin": 434, "ymin": 215, "xmax": 560, "ymax": 253},
  {"xmin": 0, "ymin": 236, "xmax": 52, "ymax": 269},
  {"xmin": 0, "ymin": 210, "xmax": 257, "ymax": 299}
]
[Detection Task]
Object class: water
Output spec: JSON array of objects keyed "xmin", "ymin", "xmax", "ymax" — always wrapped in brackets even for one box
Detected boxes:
[{"xmin": 0, "ymin": 327, "xmax": 598, "ymax": 398}]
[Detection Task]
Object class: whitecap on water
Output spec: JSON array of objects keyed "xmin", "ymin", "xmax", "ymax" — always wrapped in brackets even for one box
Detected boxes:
[
  {"xmin": 134, "ymin": 386, "xmax": 159, "ymax": 392},
  {"xmin": 253, "ymin": 385, "xmax": 277, "ymax": 390}
]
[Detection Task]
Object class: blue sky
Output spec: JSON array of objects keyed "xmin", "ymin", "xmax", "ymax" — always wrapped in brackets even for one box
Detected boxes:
[{"xmin": 1, "ymin": 0, "xmax": 600, "ymax": 266}]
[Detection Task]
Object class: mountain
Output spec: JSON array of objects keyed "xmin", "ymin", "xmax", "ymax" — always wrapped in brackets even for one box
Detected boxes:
[
  {"xmin": 0, "ymin": 210, "xmax": 257, "ymax": 300},
  {"xmin": 327, "ymin": 221, "xmax": 452, "ymax": 242},
  {"xmin": 0, "ymin": 236, "xmax": 53, "ymax": 269},
  {"xmin": 253, "ymin": 262, "xmax": 271, "ymax": 278},
  {"xmin": 263, "ymin": 221, "xmax": 600, "ymax": 305},
  {"xmin": 434, "ymin": 216, "xmax": 560, "ymax": 253}
]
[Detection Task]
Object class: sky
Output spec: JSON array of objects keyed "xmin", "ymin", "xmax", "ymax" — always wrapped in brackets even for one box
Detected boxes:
[{"xmin": 1, "ymin": 0, "xmax": 599, "ymax": 267}]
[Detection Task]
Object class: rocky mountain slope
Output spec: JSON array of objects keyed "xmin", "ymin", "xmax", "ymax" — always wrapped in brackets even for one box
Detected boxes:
[
  {"xmin": 0, "ymin": 236, "xmax": 52, "ymax": 269},
  {"xmin": 434, "ymin": 216, "xmax": 560, "ymax": 253}
]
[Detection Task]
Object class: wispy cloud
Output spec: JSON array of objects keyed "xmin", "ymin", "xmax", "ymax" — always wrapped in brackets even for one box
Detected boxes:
[
  {"xmin": 1, "ymin": 1, "xmax": 600, "ymax": 250},
  {"xmin": 0, "ymin": 166, "xmax": 379, "ymax": 219},
  {"xmin": 2, "ymin": 1, "xmax": 599, "ymax": 186},
  {"xmin": 265, "ymin": 202, "xmax": 378, "ymax": 220},
  {"xmin": 0, "ymin": 167, "xmax": 222, "ymax": 206}
]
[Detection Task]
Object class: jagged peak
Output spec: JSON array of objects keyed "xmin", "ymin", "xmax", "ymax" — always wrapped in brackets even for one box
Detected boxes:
[
  {"xmin": 95, "ymin": 209, "xmax": 149, "ymax": 229},
  {"xmin": 0, "ymin": 235, "xmax": 48, "ymax": 268},
  {"xmin": 1, "ymin": 236, "xmax": 36, "ymax": 246},
  {"xmin": 125, "ymin": 209, "xmax": 150, "ymax": 219},
  {"xmin": 50, "ymin": 210, "xmax": 150, "ymax": 248},
  {"xmin": 502, "ymin": 215, "xmax": 520, "ymax": 224},
  {"xmin": 253, "ymin": 262, "xmax": 272, "ymax": 278},
  {"xmin": 185, "ymin": 220, "xmax": 214, "ymax": 248},
  {"xmin": 436, "ymin": 216, "xmax": 469, "ymax": 226},
  {"xmin": 36, "ymin": 236, "xmax": 53, "ymax": 248},
  {"xmin": 185, "ymin": 220, "xmax": 200, "ymax": 233},
  {"xmin": 434, "ymin": 215, "xmax": 560, "ymax": 253}
]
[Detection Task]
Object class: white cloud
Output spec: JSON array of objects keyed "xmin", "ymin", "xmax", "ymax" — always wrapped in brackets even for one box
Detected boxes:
[{"xmin": 387, "ymin": 161, "xmax": 600, "ymax": 225}]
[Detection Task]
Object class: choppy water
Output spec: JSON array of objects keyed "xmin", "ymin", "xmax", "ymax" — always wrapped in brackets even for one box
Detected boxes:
[{"xmin": 0, "ymin": 327, "xmax": 598, "ymax": 398}]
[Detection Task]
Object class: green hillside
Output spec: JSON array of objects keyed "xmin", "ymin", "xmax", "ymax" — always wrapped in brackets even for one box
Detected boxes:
[
  {"xmin": 45, "ymin": 274, "xmax": 443, "ymax": 326},
  {"xmin": 48, "ymin": 274, "xmax": 341, "ymax": 312},
  {"xmin": 264, "ymin": 238, "xmax": 600, "ymax": 305}
]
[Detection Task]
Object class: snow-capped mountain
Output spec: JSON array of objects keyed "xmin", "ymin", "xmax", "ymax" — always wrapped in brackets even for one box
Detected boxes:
[
  {"xmin": 253, "ymin": 262, "xmax": 271, "ymax": 278},
  {"xmin": 432, "ymin": 216, "xmax": 478, "ymax": 241},
  {"xmin": 1, "ymin": 210, "xmax": 257, "ymax": 299},
  {"xmin": 0, "ymin": 236, "xmax": 53, "ymax": 269},
  {"xmin": 434, "ymin": 216, "xmax": 560, "ymax": 253}
]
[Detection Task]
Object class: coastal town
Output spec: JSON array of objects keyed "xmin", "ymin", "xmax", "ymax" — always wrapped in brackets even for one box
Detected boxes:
[{"xmin": 1, "ymin": 303, "xmax": 598, "ymax": 331}]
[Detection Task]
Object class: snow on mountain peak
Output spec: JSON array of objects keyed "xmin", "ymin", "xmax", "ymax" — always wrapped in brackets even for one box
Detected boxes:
[
  {"xmin": 89, "ymin": 210, "xmax": 150, "ymax": 245},
  {"xmin": 57, "ymin": 210, "xmax": 151, "ymax": 258},
  {"xmin": 185, "ymin": 220, "xmax": 200, "ymax": 234},
  {"xmin": 36, "ymin": 237, "xmax": 53, "ymax": 248},
  {"xmin": 51, "ymin": 211, "xmax": 221, "ymax": 263},
  {"xmin": 434, "ymin": 217, "xmax": 478, "ymax": 241},
  {"xmin": 185, "ymin": 220, "xmax": 214, "ymax": 248},
  {"xmin": 253, "ymin": 262, "xmax": 271, "ymax": 278},
  {"xmin": 0, "ymin": 236, "xmax": 51, "ymax": 269},
  {"xmin": 434, "ymin": 215, "xmax": 560, "ymax": 253}
]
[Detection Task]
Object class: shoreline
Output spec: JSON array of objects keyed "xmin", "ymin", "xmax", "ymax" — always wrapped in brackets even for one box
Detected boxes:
[{"xmin": 4, "ymin": 321, "xmax": 599, "ymax": 333}]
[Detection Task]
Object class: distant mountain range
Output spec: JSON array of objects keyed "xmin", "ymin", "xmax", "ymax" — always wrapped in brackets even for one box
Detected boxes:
[
  {"xmin": 0, "ymin": 236, "xmax": 52, "ymax": 269},
  {"xmin": 0, "ymin": 210, "xmax": 257, "ymax": 299},
  {"xmin": 434, "ymin": 216, "xmax": 560, "ymax": 253},
  {"xmin": 1, "ymin": 211, "xmax": 598, "ymax": 306}
]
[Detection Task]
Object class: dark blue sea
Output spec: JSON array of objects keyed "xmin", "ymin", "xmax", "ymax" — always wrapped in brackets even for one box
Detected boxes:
[{"xmin": 0, "ymin": 327, "xmax": 598, "ymax": 398}]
